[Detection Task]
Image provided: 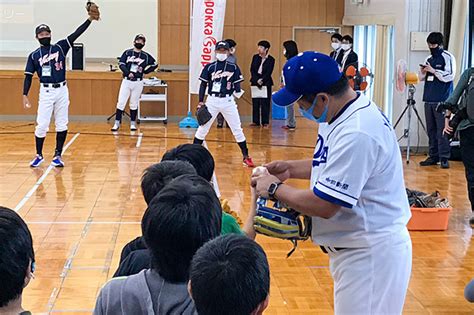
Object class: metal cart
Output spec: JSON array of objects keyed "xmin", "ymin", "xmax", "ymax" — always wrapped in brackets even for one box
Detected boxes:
[{"xmin": 138, "ymin": 80, "xmax": 168, "ymax": 124}]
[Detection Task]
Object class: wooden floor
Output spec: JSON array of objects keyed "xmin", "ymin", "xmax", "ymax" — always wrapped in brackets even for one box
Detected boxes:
[{"xmin": 0, "ymin": 119, "xmax": 473, "ymax": 314}]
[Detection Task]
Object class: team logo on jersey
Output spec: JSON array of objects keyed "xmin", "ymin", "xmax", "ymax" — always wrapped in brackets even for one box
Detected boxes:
[
  {"xmin": 39, "ymin": 52, "xmax": 59, "ymax": 66},
  {"xmin": 211, "ymin": 70, "xmax": 234, "ymax": 81},
  {"xmin": 126, "ymin": 56, "xmax": 145, "ymax": 65},
  {"xmin": 313, "ymin": 135, "xmax": 328, "ymax": 167}
]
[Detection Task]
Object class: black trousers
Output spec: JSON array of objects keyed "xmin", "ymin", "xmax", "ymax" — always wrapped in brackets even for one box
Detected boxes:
[
  {"xmin": 425, "ymin": 102, "xmax": 451, "ymax": 160},
  {"xmin": 252, "ymin": 86, "xmax": 272, "ymax": 125},
  {"xmin": 460, "ymin": 126, "xmax": 474, "ymax": 211}
]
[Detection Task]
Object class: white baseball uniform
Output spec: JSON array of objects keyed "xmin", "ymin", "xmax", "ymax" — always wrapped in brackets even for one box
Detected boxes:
[{"xmin": 310, "ymin": 93, "xmax": 412, "ymax": 314}]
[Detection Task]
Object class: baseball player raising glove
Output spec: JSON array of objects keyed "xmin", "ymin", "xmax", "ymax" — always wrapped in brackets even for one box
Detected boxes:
[{"xmin": 86, "ymin": 2, "xmax": 101, "ymax": 20}]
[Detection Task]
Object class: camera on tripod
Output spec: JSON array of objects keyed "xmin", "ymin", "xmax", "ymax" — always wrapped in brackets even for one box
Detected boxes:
[{"xmin": 436, "ymin": 102, "xmax": 468, "ymax": 139}]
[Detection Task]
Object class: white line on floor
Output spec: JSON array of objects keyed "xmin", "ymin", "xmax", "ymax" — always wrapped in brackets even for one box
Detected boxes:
[
  {"xmin": 136, "ymin": 132, "xmax": 143, "ymax": 148},
  {"xmin": 203, "ymin": 141, "xmax": 221, "ymax": 198},
  {"xmin": 14, "ymin": 133, "xmax": 80, "ymax": 213}
]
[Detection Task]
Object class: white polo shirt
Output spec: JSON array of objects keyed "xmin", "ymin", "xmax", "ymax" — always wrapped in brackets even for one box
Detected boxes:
[{"xmin": 310, "ymin": 93, "xmax": 411, "ymax": 248}]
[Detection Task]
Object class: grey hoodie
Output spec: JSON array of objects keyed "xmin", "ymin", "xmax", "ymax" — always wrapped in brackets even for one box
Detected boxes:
[{"xmin": 94, "ymin": 269, "xmax": 196, "ymax": 315}]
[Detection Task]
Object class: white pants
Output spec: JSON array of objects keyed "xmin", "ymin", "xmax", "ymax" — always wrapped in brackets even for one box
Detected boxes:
[
  {"xmin": 35, "ymin": 84, "xmax": 69, "ymax": 138},
  {"xmin": 116, "ymin": 79, "xmax": 144, "ymax": 111},
  {"xmin": 195, "ymin": 95, "xmax": 246, "ymax": 143},
  {"xmin": 329, "ymin": 229, "xmax": 412, "ymax": 315}
]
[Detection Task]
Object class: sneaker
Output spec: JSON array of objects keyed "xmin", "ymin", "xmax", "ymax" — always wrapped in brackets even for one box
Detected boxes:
[
  {"xmin": 243, "ymin": 156, "xmax": 255, "ymax": 168},
  {"xmin": 51, "ymin": 156, "xmax": 65, "ymax": 167},
  {"xmin": 282, "ymin": 125, "xmax": 296, "ymax": 131},
  {"xmin": 130, "ymin": 121, "xmax": 137, "ymax": 131},
  {"xmin": 440, "ymin": 159, "xmax": 450, "ymax": 169},
  {"xmin": 111, "ymin": 121, "xmax": 120, "ymax": 132},
  {"xmin": 262, "ymin": 124, "xmax": 270, "ymax": 129},
  {"xmin": 419, "ymin": 157, "xmax": 439, "ymax": 166},
  {"xmin": 470, "ymin": 216, "xmax": 474, "ymax": 228},
  {"xmin": 30, "ymin": 155, "xmax": 44, "ymax": 168}
]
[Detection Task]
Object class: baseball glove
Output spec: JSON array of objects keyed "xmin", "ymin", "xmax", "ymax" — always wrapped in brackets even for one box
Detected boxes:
[
  {"xmin": 254, "ymin": 197, "xmax": 312, "ymax": 257},
  {"xmin": 86, "ymin": 1, "xmax": 100, "ymax": 21},
  {"xmin": 196, "ymin": 105, "xmax": 212, "ymax": 126}
]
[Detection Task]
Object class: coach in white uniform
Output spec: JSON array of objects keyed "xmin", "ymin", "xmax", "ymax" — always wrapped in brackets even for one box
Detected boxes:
[{"xmin": 252, "ymin": 52, "xmax": 412, "ymax": 315}]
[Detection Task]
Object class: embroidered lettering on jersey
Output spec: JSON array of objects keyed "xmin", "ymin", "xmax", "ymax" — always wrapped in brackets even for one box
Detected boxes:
[
  {"xmin": 313, "ymin": 135, "xmax": 328, "ymax": 167},
  {"xmin": 39, "ymin": 52, "xmax": 59, "ymax": 66},
  {"xmin": 211, "ymin": 70, "xmax": 234, "ymax": 81},
  {"xmin": 126, "ymin": 56, "xmax": 145, "ymax": 65}
]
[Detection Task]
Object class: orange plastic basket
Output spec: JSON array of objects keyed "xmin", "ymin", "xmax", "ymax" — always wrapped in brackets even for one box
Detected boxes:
[{"xmin": 407, "ymin": 207, "xmax": 451, "ymax": 231}]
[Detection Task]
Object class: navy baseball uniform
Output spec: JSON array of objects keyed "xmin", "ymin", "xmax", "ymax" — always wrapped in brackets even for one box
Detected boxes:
[
  {"xmin": 111, "ymin": 34, "xmax": 158, "ymax": 131},
  {"xmin": 23, "ymin": 19, "xmax": 94, "ymax": 168},
  {"xmin": 193, "ymin": 40, "xmax": 254, "ymax": 167}
]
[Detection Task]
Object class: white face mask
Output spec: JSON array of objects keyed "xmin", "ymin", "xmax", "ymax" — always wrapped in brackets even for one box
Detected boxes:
[
  {"xmin": 216, "ymin": 53, "xmax": 228, "ymax": 61},
  {"xmin": 331, "ymin": 42, "xmax": 341, "ymax": 50},
  {"xmin": 283, "ymin": 49, "xmax": 287, "ymax": 56},
  {"xmin": 341, "ymin": 43, "xmax": 351, "ymax": 51}
]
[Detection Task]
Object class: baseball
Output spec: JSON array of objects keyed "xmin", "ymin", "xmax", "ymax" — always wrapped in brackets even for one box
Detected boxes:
[{"xmin": 252, "ymin": 166, "xmax": 269, "ymax": 176}]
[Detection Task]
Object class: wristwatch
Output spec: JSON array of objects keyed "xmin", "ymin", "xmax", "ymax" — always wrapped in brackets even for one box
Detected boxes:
[{"xmin": 268, "ymin": 182, "xmax": 283, "ymax": 200}]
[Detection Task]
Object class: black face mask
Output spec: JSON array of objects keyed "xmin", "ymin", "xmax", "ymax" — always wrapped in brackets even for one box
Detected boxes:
[
  {"xmin": 430, "ymin": 46, "xmax": 441, "ymax": 55},
  {"xmin": 38, "ymin": 37, "xmax": 51, "ymax": 46},
  {"xmin": 134, "ymin": 43, "xmax": 144, "ymax": 50}
]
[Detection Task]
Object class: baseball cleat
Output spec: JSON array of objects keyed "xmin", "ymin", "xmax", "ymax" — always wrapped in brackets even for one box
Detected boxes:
[
  {"xmin": 243, "ymin": 156, "xmax": 255, "ymax": 168},
  {"xmin": 130, "ymin": 121, "xmax": 137, "ymax": 131},
  {"xmin": 30, "ymin": 155, "xmax": 44, "ymax": 168},
  {"xmin": 51, "ymin": 156, "xmax": 65, "ymax": 167},
  {"xmin": 111, "ymin": 121, "xmax": 120, "ymax": 132}
]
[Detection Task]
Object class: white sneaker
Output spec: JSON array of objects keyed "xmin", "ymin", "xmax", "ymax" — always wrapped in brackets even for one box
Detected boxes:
[
  {"xmin": 111, "ymin": 121, "xmax": 120, "ymax": 132},
  {"xmin": 130, "ymin": 121, "xmax": 137, "ymax": 131}
]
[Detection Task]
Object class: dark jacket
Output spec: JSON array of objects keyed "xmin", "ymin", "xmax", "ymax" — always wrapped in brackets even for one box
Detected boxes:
[
  {"xmin": 250, "ymin": 54, "xmax": 275, "ymax": 87},
  {"xmin": 341, "ymin": 49, "xmax": 359, "ymax": 71}
]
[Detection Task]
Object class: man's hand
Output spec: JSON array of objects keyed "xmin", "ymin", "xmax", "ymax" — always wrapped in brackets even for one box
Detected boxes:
[
  {"xmin": 257, "ymin": 78, "xmax": 264, "ymax": 86},
  {"xmin": 197, "ymin": 101, "xmax": 205, "ymax": 109},
  {"xmin": 420, "ymin": 66, "xmax": 427, "ymax": 75},
  {"xmin": 264, "ymin": 161, "xmax": 291, "ymax": 182},
  {"xmin": 23, "ymin": 95, "xmax": 31, "ymax": 109},
  {"xmin": 128, "ymin": 72, "xmax": 134, "ymax": 79},
  {"xmin": 443, "ymin": 118, "xmax": 454, "ymax": 135},
  {"xmin": 424, "ymin": 63, "xmax": 435, "ymax": 74},
  {"xmin": 252, "ymin": 174, "xmax": 281, "ymax": 198}
]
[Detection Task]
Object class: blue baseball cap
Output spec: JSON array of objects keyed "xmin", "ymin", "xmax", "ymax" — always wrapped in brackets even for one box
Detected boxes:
[
  {"xmin": 215, "ymin": 41, "xmax": 230, "ymax": 50},
  {"xmin": 273, "ymin": 51, "xmax": 343, "ymax": 107}
]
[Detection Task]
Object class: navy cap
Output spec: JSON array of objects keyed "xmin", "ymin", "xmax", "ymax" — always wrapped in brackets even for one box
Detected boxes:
[
  {"xmin": 215, "ymin": 41, "xmax": 230, "ymax": 50},
  {"xmin": 273, "ymin": 51, "xmax": 343, "ymax": 107},
  {"xmin": 35, "ymin": 24, "xmax": 51, "ymax": 35},
  {"xmin": 135, "ymin": 34, "xmax": 146, "ymax": 42}
]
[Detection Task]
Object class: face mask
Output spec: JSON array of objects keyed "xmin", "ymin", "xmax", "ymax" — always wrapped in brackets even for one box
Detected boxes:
[
  {"xmin": 429, "ymin": 46, "xmax": 441, "ymax": 55},
  {"xmin": 283, "ymin": 49, "xmax": 287, "ymax": 56},
  {"xmin": 341, "ymin": 43, "xmax": 351, "ymax": 51},
  {"xmin": 216, "ymin": 53, "xmax": 228, "ymax": 61},
  {"xmin": 331, "ymin": 42, "xmax": 341, "ymax": 50},
  {"xmin": 134, "ymin": 43, "xmax": 144, "ymax": 50},
  {"xmin": 38, "ymin": 37, "xmax": 51, "ymax": 46},
  {"xmin": 299, "ymin": 96, "xmax": 329, "ymax": 123}
]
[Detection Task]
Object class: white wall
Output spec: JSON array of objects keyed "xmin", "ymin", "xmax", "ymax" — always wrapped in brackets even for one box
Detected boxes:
[
  {"xmin": 0, "ymin": 0, "xmax": 158, "ymax": 60},
  {"xmin": 344, "ymin": 0, "xmax": 445, "ymax": 147}
]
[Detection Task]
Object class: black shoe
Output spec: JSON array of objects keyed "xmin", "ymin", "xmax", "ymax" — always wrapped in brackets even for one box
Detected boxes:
[
  {"xmin": 469, "ymin": 216, "xmax": 474, "ymax": 228},
  {"xmin": 419, "ymin": 157, "xmax": 439, "ymax": 166},
  {"xmin": 440, "ymin": 159, "xmax": 450, "ymax": 169},
  {"xmin": 217, "ymin": 123, "xmax": 223, "ymax": 128}
]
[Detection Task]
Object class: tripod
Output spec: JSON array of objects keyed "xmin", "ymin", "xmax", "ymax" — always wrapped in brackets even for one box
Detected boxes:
[{"xmin": 393, "ymin": 84, "xmax": 427, "ymax": 163}]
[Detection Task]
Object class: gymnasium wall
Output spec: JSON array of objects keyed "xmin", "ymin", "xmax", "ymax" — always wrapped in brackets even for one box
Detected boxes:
[
  {"xmin": 0, "ymin": 0, "xmax": 158, "ymax": 59},
  {"xmin": 0, "ymin": 0, "xmax": 347, "ymax": 118},
  {"xmin": 159, "ymin": 0, "xmax": 347, "ymax": 116}
]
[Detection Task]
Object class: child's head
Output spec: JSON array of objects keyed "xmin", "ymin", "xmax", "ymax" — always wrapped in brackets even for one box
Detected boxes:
[
  {"xmin": 141, "ymin": 160, "xmax": 196, "ymax": 204},
  {"xmin": 142, "ymin": 174, "xmax": 222, "ymax": 282},
  {"xmin": 189, "ymin": 234, "xmax": 270, "ymax": 315},
  {"xmin": 0, "ymin": 207, "xmax": 35, "ymax": 308},
  {"xmin": 162, "ymin": 144, "xmax": 215, "ymax": 182}
]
